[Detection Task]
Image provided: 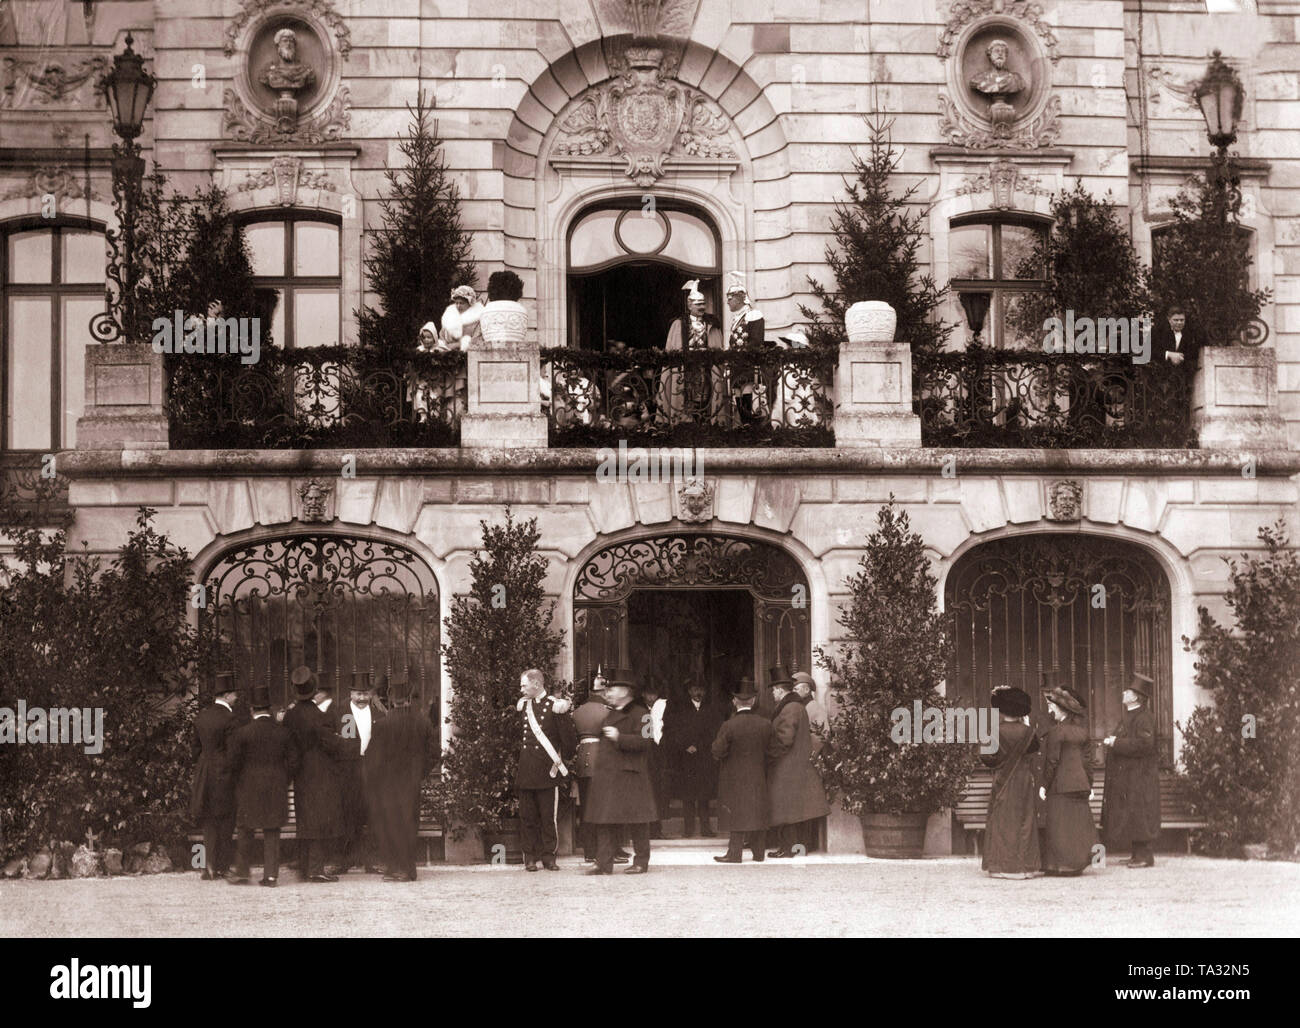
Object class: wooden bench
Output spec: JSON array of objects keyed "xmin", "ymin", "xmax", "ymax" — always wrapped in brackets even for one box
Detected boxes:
[{"xmin": 956, "ymin": 769, "xmax": 1205, "ymax": 854}]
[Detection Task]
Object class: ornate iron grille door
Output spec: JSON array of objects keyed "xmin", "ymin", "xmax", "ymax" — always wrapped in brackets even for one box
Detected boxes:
[
  {"xmin": 573, "ymin": 533, "xmax": 811, "ymax": 708},
  {"xmin": 945, "ymin": 535, "xmax": 1173, "ymax": 764},
  {"xmin": 203, "ymin": 534, "xmax": 441, "ymax": 736}
]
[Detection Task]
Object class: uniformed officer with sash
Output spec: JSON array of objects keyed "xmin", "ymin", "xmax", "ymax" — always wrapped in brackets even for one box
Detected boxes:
[{"xmin": 515, "ymin": 668, "xmax": 577, "ymax": 871}]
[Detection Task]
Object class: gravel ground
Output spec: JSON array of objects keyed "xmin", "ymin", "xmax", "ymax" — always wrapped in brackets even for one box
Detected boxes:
[{"xmin": 2, "ymin": 854, "xmax": 1297, "ymax": 938}]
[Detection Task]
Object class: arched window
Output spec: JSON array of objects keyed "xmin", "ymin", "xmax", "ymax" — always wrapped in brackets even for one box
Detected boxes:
[
  {"xmin": 242, "ymin": 214, "xmax": 341, "ymax": 348},
  {"xmin": 1, "ymin": 219, "xmax": 104, "ymax": 450},
  {"xmin": 947, "ymin": 215, "xmax": 1048, "ymax": 349},
  {"xmin": 567, "ymin": 200, "xmax": 721, "ymax": 350}
]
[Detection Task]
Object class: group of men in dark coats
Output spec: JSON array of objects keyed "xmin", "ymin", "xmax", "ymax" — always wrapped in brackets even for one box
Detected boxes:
[
  {"xmin": 189, "ymin": 666, "xmax": 433, "ymax": 885},
  {"xmin": 980, "ymin": 671, "xmax": 1163, "ymax": 879},
  {"xmin": 528, "ymin": 664, "xmax": 829, "ymax": 872},
  {"xmin": 711, "ymin": 666, "xmax": 829, "ymax": 862}
]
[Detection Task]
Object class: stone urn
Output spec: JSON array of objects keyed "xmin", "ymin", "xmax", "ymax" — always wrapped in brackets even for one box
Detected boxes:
[
  {"xmin": 845, "ymin": 300, "xmax": 897, "ymax": 343},
  {"xmin": 478, "ymin": 300, "xmax": 529, "ymax": 344}
]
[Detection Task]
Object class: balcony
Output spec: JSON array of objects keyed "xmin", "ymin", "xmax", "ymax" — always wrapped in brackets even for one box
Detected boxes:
[
  {"xmin": 74, "ymin": 330, "xmax": 1287, "ymax": 455},
  {"xmin": 165, "ymin": 348, "xmax": 465, "ymax": 449},
  {"xmin": 913, "ymin": 350, "xmax": 1196, "ymax": 449},
  {"xmin": 541, "ymin": 344, "xmax": 836, "ymax": 448}
]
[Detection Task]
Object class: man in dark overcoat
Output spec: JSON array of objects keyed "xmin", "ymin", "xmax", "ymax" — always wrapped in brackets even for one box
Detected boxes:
[
  {"xmin": 664, "ymin": 676, "xmax": 723, "ymax": 837},
  {"xmin": 368, "ymin": 671, "xmax": 435, "ymax": 882},
  {"xmin": 711, "ymin": 680, "xmax": 773, "ymax": 862},
  {"xmin": 333, "ymin": 670, "xmax": 385, "ymax": 874},
  {"xmin": 189, "ymin": 671, "xmax": 239, "ymax": 880},
  {"xmin": 1102, "ymin": 672, "xmax": 1162, "ymax": 868},
  {"xmin": 515, "ymin": 668, "xmax": 577, "ymax": 871},
  {"xmin": 766, "ymin": 665, "xmax": 829, "ymax": 858},
  {"xmin": 282, "ymin": 665, "xmax": 346, "ymax": 882},
  {"xmin": 226, "ymin": 684, "xmax": 298, "ymax": 886},
  {"xmin": 584, "ymin": 668, "xmax": 657, "ymax": 875}
]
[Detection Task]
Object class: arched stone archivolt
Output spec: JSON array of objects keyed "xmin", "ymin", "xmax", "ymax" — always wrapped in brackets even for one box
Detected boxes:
[{"xmin": 503, "ymin": 36, "xmax": 794, "ymax": 344}]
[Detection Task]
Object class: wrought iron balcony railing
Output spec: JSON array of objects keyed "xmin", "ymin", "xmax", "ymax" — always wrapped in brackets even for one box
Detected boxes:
[
  {"xmin": 541, "ymin": 344, "xmax": 837, "ymax": 447},
  {"xmin": 913, "ymin": 350, "xmax": 1196, "ymax": 449},
  {"xmin": 167, "ymin": 347, "xmax": 465, "ymax": 449}
]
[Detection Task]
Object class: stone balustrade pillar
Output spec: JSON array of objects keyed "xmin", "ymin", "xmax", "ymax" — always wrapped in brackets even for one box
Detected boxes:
[
  {"xmin": 834, "ymin": 302, "xmax": 921, "ymax": 447},
  {"xmin": 1192, "ymin": 345, "xmax": 1288, "ymax": 450},
  {"xmin": 459, "ymin": 301, "xmax": 548, "ymax": 449},
  {"xmin": 75, "ymin": 343, "xmax": 169, "ymax": 450}
]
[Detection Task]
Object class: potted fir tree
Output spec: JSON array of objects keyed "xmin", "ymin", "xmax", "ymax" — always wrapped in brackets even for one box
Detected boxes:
[
  {"xmin": 1178, "ymin": 521, "xmax": 1300, "ymax": 857},
  {"xmin": 801, "ymin": 114, "xmax": 952, "ymax": 353},
  {"xmin": 816, "ymin": 501, "xmax": 972, "ymax": 857},
  {"xmin": 431, "ymin": 509, "xmax": 566, "ymax": 862}
]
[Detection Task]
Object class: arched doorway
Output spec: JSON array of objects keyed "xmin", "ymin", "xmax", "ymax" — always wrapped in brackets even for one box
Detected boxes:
[
  {"xmin": 201, "ymin": 533, "xmax": 441, "ymax": 741},
  {"xmin": 566, "ymin": 199, "xmax": 721, "ymax": 351},
  {"xmin": 945, "ymin": 534, "xmax": 1174, "ymax": 763},
  {"xmin": 572, "ymin": 532, "xmax": 811, "ymax": 712}
]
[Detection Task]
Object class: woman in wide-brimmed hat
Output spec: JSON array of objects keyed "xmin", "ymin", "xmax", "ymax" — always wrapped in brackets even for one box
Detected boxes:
[
  {"xmin": 980, "ymin": 686, "xmax": 1042, "ymax": 879},
  {"xmin": 1039, "ymin": 684, "xmax": 1099, "ymax": 876}
]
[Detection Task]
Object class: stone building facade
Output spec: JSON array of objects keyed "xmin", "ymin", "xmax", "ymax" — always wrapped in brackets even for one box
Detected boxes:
[{"xmin": 2, "ymin": 0, "xmax": 1299, "ymax": 855}]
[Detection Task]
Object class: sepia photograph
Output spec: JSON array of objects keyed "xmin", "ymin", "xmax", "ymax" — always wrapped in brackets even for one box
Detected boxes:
[{"xmin": 0, "ymin": 0, "xmax": 1295, "ymax": 999}]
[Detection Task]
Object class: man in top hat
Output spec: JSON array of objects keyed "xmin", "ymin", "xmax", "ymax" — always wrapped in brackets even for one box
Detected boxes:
[
  {"xmin": 711, "ymin": 679, "xmax": 775, "ymax": 862},
  {"xmin": 584, "ymin": 668, "xmax": 658, "ymax": 874},
  {"xmin": 663, "ymin": 674, "xmax": 724, "ymax": 838},
  {"xmin": 190, "ymin": 672, "xmax": 239, "ymax": 880},
  {"xmin": 368, "ymin": 670, "xmax": 435, "ymax": 882},
  {"xmin": 515, "ymin": 668, "xmax": 577, "ymax": 871},
  {"xmin": 791, "ymin": 670, "xmax": 827, "ymax": 852},
  {"xmin": 332, "ymin": 670, "xmax": 386, "ymax": 875},
  {"xmin": 226, "ymin": 683, "xmax": 298, "ymax": 886},
  {"xmin": 1101, "ymin": 672, "xmax": 1161, "ymax": 868},
  {"xmin": 573, "ymin": 668, "xmax": 612, "ymax": 863},
  {"xmin": 792, "ymin": 672, "xmax": 826, "ymax": 754},
  {"xmin": 282, "ymin": 665, "xmax": 347, "ymax": 882},
  {"xmin": 766, "ymin": 665, "xmax": 830, "ymax": 857}
]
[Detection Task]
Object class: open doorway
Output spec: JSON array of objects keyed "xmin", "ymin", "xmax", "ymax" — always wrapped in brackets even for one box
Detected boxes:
[{"xmin": 566, "ymin": 200, "xmax": 721, "ymax": 351}]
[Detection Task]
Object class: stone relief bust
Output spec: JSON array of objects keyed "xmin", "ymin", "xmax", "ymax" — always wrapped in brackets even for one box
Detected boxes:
[
  {"xmin": 259, "ymin": 28, "xmax": 316, "ymax": 95},
  {"xmin": 970, "ymin": 39, "xmax": 1026, "ymax": 99}
]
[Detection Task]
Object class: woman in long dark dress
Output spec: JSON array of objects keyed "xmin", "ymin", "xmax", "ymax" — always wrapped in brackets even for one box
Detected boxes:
[
  {"xmin": 1039, "ymin": 686, "xmax": 1099, "ymax": 876},
  {"xmin": 980, "ymin": 686, "xmax": 1042, "ymax": 879}
]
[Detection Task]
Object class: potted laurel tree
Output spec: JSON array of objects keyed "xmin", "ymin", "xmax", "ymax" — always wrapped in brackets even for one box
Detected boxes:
[
  {"xmin": 431, "ymin": 508, "xmax": 566, "ymax": 863},
  {"xmin": 815, "ymin": 500, "xmax": 973, "ymax": 857}
]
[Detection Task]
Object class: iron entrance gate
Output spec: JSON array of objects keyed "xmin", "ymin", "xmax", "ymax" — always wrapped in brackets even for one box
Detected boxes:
[
  {"xmin": 573, "ymin": 533, "xmax": 810, "ymax": 713},
  {"xmin": 945, "ymin": 534, "xmax": 1173, "ymax": 764},
  {"xmin": 202, "ymin": 534, "xmax": 440, "ymax": 734}
]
